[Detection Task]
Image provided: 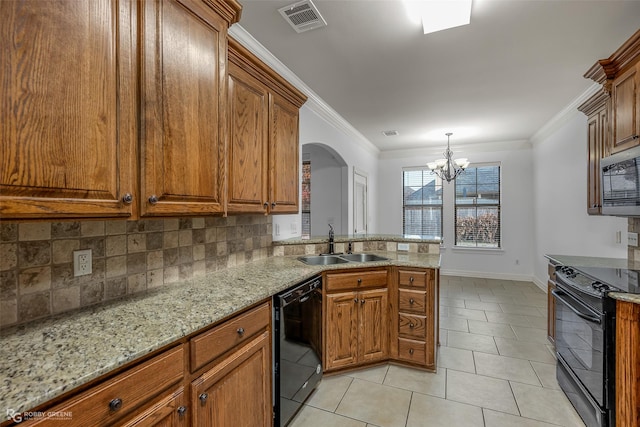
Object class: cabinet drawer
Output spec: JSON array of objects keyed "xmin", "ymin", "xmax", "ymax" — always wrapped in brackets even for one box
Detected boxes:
[
  {"xmin": 398, "ymin": 270, "xmax": 428, "ymax": 288},
  {"xmin": 190, "ymin": 302, "xmax": 270, "ymax": 371},
  {"xmin": 23, "ymin": 346, "xmax": 184, "ymax": 426},
  {"xmin": 398, "ymin": 289, "xmax": 426, "ymax": 314},
  {"xmin": 399, "ymin": 313, "xmax": 426, "ymax": 338},
  {"xmin": 325, "ymin": 270, "xmax": 387, "ymax": 291},
  {"xmin": 397, "ymin": 338, "xmax": 427, "ymax": 365}
]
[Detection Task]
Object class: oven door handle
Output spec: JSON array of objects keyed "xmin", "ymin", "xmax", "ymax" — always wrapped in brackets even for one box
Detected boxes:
[{"xmin": 551, "ymin": 289, "xmax": 601, "ymax": 324}]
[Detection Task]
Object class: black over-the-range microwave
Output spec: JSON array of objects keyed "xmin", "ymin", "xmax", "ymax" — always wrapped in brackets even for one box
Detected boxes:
[{"xmin": 602, "ymin": 144, "xmax": 640, "ymax": 216}]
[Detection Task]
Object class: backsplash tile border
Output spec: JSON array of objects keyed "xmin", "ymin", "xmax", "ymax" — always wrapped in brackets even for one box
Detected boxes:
[{"xmin": 0, "ymin": 215, "xmax": 272, "ymax": 328}]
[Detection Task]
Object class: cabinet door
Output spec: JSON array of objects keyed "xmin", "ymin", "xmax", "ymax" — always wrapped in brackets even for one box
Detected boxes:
[
  {"xmin": 117, "ymin": 387, "xmax": 187, "ymax": 427},
  {"xmin": 226, "ymin": 62, "xmax": 269, "ymax": 213},
  {"xmin": 140, "ymin": 0, "xmax": 226, "ymax": 216},
  {"xmin": 191, "ymin": 331, "xmax": 271, "ymax": 427},
  {"xmin": 269, "ymin": 93, "xmax": 300, "ymax": 214},
  {"xmin": 0, "ymin": 0, "xmax": 135, "ymax": 219},
  {"xmin": 587, "ymin": 110, "xmax": 604, "ymax": 215},
  {"xmin": 611, "ymin": 63, "xmax": 640, "ymax": 153},
  {"xmin": 325, "ymin": 292, "xmax": 359, "ymax": 370},
  {"xmin": 359, "ymin": 288, "xmax": 389, "ymax": 363}
]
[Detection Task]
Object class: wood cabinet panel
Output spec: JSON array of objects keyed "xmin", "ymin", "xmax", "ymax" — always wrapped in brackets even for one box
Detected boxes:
[
  {"xmin": 0, "ymin": 0, "xmax": 135, "ymax": 218},
  {"xmin": 611, "ymin": 63, "xmax": 640, "ymax": 153},
  {"xmin": 359, "ymin": 288, "xmax": 389, "ymax": 362},
  {"xmin": 325, "ymin": 270, "xmax": 388, "ymax": 292},
  {"xmin": 325, "ymin": 292, "xmax": 359, "ymax": 370},
  {"xmin": 191, "ymin": 331, "xmax": 272, "ymax": 427},
  {"xmin": 398, "ymin": 313, "xmax": 426, "ymax": 339},
  {"xmin": 398, "ymin": 269, "xmax": 428, "ymax": 288},
  {"xmin": 140, "ymin": 0, "xmax": 226, "ymax": 216},
  {"xmin": 190, "ymin": 302, "xmax": 270, "ymax": 372},
  {"xmin": 269, "ymin": 93, "xmax": 300, "ymax": 214},
  {"xmin": 116, "ymin": 387, "xmax": 187, "ymax": 427},
  {"xmin": 616, "ymin": 299, "xmax": 640, "ymax": 427},
  {"xmin": 397, "ymin": 338, "xmax": 428, "ymax": 365},
  {"xmin": 227, "ymin": 62, "xmax": 269, "ymax": 213},
  {"xmin": 399, "ymin": 289, "xmax": 427, "ymax": 314}
]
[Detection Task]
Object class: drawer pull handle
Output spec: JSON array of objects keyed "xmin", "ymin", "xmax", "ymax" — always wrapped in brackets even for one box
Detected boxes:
[
  {"xmin": 263, "ymin": 202, "xmax": 269, "ymax": 209},
  {"xmin": 272, "ymin": 202, "xmax": 277, "ymax": 208},
  {"xmin": 109, "ymin": 398, "xmax": 123, "ymax": 411},
  {"xmin": 409, "ymin": 298, "xmax": 415, "ymax": 304},
  {"xmin": 409, "ymin": 348, "xmax": 414, "ymax": 355},
  {"xmin": 409, "ymin": 276, "xmax": 414, "ymax": 282},
  {"xmin": 177, "ymin": 406, "xmax": 187, "ymax": 417},
  {"xmin": 360, "ymin": 299, "xmax": 365, "ymax": 305},
  {"xmin": 199, "ymin": 393, "xmax": 208, "ymax": 404},
  {"xmin": 409, "ymin": 323, "xmax": 415, "ymax": 329},
  {"xmin": 354, "ymin": 298, "xmax": 359, "ymax": 303},
  {"xmin": 237, "ymin": 327, "xmax": 245, "ymax": 336},
  {"xmin": 357, "ymin": 278, "xmax": 362, "ymax": 284}
]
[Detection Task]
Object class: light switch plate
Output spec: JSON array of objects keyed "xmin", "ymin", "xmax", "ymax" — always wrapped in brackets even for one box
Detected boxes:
[{"xmin": 629, "ymin": 232, "xmax": 638, "ymax": 247}]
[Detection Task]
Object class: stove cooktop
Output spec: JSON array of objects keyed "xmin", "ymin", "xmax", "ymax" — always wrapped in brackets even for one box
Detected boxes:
[{"xmin": 571, "ymin": 266, "xmax": 640, "ymax": 294}]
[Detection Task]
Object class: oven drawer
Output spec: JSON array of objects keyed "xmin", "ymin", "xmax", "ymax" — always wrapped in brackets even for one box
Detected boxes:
[
  {"xmin": 398, "ymin": 313, "xmax": 426, "ymax": 339},
  {"xmin": 399, "ymin": 289, "xmax": 426, "ymax": 314},
  {"xmin": 190, "ymin": 302, "xmax": 270, "ymax": 372},
  {"xmin": 325, "ymin": 270, "xmax": 387, "ymax": 291},
  {"xmin": 398, "ymin": 269, "xmax": 429, "ymax": 288},
  {"xmin": 397, "ymin": 338, "xmax": 427, "ymax": 364}
]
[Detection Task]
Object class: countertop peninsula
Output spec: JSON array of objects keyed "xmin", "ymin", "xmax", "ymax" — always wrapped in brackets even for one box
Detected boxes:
[{"xmin": 0, "ymin": 251, "xmax": 440, "ymax": 415}]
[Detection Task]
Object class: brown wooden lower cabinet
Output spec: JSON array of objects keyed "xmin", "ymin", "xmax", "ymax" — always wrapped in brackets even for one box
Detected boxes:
[
  {"xmin": 13, "ymin": 301, "xmax": 272, "ymax": 427},
  {"xmin": 615, "ymin": 298, "xmax": 640, "ymax": 427}
]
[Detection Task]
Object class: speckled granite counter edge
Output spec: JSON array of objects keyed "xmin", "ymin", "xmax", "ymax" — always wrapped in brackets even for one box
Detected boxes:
[
  {"xmin": 274, "ymin": 234, "xmax": 442, "ymax": 245},
  {"xmin": 608, "ymin": 292, "xmax": 640, "ymax": 304},
  {"xmin": 0, "ymin": 252, "xmax": 439, "ymax": 415}
]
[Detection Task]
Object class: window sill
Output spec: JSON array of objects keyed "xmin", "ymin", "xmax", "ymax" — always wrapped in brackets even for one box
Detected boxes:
[{"xmin": 447, "ymin": 246, "xmax": 504, "ymax": 254}]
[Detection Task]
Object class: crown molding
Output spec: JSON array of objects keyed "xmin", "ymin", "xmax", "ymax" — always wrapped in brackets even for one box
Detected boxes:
[
  {"xmin": 379, "ymin": 139, "xmax": 532, "ymax": 160},
  {"xmin": 228, "ymin": 24, "xmax": 380, "ymax": 156},
  {"xmin": 529, "ymin": 82, "xmax": 601, "ymax": 145}
]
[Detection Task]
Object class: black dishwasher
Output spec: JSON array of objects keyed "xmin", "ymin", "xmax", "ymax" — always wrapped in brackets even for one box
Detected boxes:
[{"xmin": 273, "ymin": 275, "xmax": 323, "ymax": 426}]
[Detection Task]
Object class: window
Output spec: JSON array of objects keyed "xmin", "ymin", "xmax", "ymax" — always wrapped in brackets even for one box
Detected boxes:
[
  {"xmin": 455, "ymin": 164, "xmax": 501, "ymax": 248},
  {"xmin": 403, "ymin": 168, "xmax": 442, "ymax": 237},
  {"xmin": 301, "ymin": 161, "xmax": 311, "ymax": 238}
]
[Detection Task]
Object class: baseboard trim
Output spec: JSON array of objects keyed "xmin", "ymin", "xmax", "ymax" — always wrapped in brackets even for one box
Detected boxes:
[{"xmin": 440, "ymin": 269, "xmax": 548, "ymax": 293}]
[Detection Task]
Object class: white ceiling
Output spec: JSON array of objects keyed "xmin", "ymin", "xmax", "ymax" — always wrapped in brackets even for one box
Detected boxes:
[{"xmin": 235, "ymin": 0, "xmax": 640, "ymax": 152}]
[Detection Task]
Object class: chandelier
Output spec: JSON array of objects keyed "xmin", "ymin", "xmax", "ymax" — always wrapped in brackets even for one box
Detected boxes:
[{"xmin": 427, "ymin": 133, "xmax": 469, "ymax": 182}]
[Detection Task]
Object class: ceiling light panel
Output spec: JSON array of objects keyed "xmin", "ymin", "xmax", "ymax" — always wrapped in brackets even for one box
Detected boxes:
[{"xmin": 404, "ymin": 0, "xmax": 472, "ymax": 35}]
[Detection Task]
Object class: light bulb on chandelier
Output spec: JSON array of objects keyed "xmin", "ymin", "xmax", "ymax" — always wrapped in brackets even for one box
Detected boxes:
[{"xmin": 427, "ymin": 132, "xmax": 469, "ymax": 182}]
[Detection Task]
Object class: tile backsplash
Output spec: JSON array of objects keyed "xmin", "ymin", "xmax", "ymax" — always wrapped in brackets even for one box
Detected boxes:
[{"xmin": 0, "ymin": 215, "xmax": 272, "ymax": 328}]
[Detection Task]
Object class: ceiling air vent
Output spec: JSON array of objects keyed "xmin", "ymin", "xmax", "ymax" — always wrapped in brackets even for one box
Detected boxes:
[
  {"xmin": 278, "ymin": 0, "xmax": 327, "ymax": 34},
  {"xmin": 382, "ymin": 130, "xmax": 400, "ymax": 137}
]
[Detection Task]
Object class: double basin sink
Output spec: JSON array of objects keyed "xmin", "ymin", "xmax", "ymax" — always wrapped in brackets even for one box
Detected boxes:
[{"xmin": 298, "ymin": 253, "xmax": 389, "ymax": 265}]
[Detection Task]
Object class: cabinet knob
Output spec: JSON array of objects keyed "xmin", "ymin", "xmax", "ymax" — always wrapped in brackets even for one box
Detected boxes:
[
  {"xmin": 271, "ymin": 202, "xmax": 277, "ymax": 208},
  {"xmin": 121, "ymin": 193, "xmax": 133, "ymax": 204},
  {"xmin": 360, "ymin": 299, "xmax": 365, "ymax": 305},
  {"xmin": 263, "ymin": 202, "xmax": 269, "ymax": 209},
  {"xmin": 177, "ymin": 406, "xmax": 187, "ymax": 417},
  {"xmin": 409, "ymin": 276, "xmax": 414, "ymax": 283},
  {"xmin": 354, "ymin": 298, "xmax": 359, "ymax": 303},
  {"xmin": 409, "ymin": 348, "xmax": 414, "ymax": 355},
  {"xmin": 409, "ymin": 298, "xmax": 415, "ymax": 305},
  {"xmin": 357, "ymin": 278, "xmax": 362, "ymax": 284},
  {"xmin": 199, "ymin": 393, "xmax": 208, "ymax": 404},
  {"xmin": 409, "ymin": 323, "xmax": 415, "ymax": 329},
  {"xmin": 148, "ymin": 195, "xmax": 158, "ymax": 205},
  {"xmin": 237, "ymin": 327, "xmax": 245, "ymax": 336},
  {"xmin": 109, "ymin": 398, "xmax": 123, "ymax": 411}
]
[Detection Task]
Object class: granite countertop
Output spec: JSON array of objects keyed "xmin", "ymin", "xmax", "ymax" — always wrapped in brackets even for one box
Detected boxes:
[
  {"xmin": 274, "ymin": 234, "xmax": 442, "ymax": 245},
  {"xmin": 0, "ymin": 251, "xmax": 440, "ymax": 415}
]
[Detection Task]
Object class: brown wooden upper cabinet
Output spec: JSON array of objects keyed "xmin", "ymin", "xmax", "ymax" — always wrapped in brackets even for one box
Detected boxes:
[
  {"xmin": 227, "ymin": 38, "xmax": 307, "ymax": 215},
  {"xmin": 611, "ymin": 62, "xmax": 640, "ymax": 153},
  {"xmin": 582, "ymin": 29, "xmax": 640, "ymax": 214},
  {"xmin": 0, "ymin": 0, "xmax": 137, "ymax": 219},
  {"xmin": 140, "ymin": 0, "xmax": 240, "ymax": 217}
]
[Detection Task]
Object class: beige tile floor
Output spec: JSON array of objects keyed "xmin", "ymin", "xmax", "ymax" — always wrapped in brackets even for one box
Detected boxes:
[{"xmin": 288, "ymin": 275, "xmax": 587, "ymax": 427}]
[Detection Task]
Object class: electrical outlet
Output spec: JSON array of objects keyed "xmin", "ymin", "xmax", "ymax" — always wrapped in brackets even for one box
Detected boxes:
[
  {"xmin": 73, "ymin": 249, "xmax": 92, "ymax": 277},
  {"xmin": 629, "ymin": 232, "xmax": 638, "ymax": 247},
  {"xmin": 398, "ymin": 243, "xmax": 410, "ymax": 251}
]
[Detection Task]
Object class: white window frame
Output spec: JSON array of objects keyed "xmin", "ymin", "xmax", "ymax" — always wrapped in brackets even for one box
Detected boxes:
[{"xmin": 402, "ymin": 166, "xmax": 443, "ymax": 238}]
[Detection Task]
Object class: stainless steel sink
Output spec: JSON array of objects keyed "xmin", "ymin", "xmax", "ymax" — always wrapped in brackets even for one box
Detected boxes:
[
  {"xmin": 298, "ymin": 255, "xmax": 350, "ymax": 265},
  {"xmin": 298, "ymin": 253, "xmax": 389, "ymax": 265},
  {"xmin": 339, "ymin": 253, "xmax": 389, "ymax": 263}
]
